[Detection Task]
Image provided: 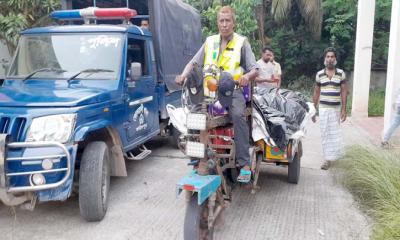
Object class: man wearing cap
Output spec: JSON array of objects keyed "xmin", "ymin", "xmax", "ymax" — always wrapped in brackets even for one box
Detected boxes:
[
  {"xmin": 175, "ymin": 6, "xmax": 258, "ymax": 183},
  {"xmin": 312, "ymin": 47, "xmax": 347, "ymax": 170}
]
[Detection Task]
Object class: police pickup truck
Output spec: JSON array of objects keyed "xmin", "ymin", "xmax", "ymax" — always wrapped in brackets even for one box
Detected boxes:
[{"xmin": 0, "ymin": 4, "xmax": 201, "ymax": 221}]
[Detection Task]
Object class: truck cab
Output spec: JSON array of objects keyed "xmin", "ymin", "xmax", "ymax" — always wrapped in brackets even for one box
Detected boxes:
[{"xmin": 0, "ymin": 6, "xmax": 201, "ymax": 221}]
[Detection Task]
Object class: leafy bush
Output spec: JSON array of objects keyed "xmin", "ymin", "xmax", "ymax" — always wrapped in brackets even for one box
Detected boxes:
[
  {"xmin": 0, "ymin": 0, "xmax": 60, "ymax": 53},
  {"xmin": 269, "ymin": 26, "xmax": 326, "ymax": 86},
  {"xmin": 200, "ymin": 0, "xmax": 262, "ymax": 54}
]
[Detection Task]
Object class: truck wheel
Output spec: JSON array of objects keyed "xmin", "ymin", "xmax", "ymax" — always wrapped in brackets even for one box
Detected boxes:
[
  {"xmin": 79, "ymin": 141, "xmax": 110, "ymax": 222},
  {"xmin": 184, "ymin": 193, "xmax": 213, "ymax": 240},
  {"xmin": 288, "ymin": 153, "xmax": 300, "ymax": 184},
  {"xmin": 170, "ymin": 126, "xmax": 181, "ymax": 149}
]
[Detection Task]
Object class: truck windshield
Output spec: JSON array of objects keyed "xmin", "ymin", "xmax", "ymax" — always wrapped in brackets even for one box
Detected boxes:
[{"xmin": 7, "ymin": 33, "xmax": 123, "ymax": 80}]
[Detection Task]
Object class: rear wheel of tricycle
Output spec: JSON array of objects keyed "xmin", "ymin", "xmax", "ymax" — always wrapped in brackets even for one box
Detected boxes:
[
  {"xmin": 288, "ymin": 152, "xmax": 300, "ymax": 184},
  {"xmin": 79, "ymin": 141, "xmax": 110, "ymax": 222},
  {"xmin": 251, "ymin": 152, "xmax": 263, "ymax": 194},
  {"xmin": 184, "ymin": 193, "xmax": 214, "ymax": 240}
]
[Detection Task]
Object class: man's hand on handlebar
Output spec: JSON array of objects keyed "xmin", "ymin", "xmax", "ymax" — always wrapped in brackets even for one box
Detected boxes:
[
  {"xmin": 175, "ymin": 75, "xmax": 186, "ymax": 86},
  {"xmin": 238, "ymin": 75, "xmax": 249, "ymax": 87}
]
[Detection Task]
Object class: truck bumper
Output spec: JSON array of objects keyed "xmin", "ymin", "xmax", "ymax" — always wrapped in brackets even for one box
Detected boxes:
[{"xmin": 0, "ymin": 134, "xmax": 77, "ymax": 205}]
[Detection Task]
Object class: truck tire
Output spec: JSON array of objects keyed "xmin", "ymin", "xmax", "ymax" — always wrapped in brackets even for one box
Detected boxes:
[
  {"xmin": 79, "ymin": 141, "xmax": 110, "ymax": 222},
  {"xmin": 288, "ymin": 153, "xmax": 300, "ymax": 184}
]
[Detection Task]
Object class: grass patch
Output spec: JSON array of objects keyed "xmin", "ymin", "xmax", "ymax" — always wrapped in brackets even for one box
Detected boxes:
[
  {"xmin": 346, "ymin": 87, "xmax": 386, "ymax": 117},
  {"xmin": 369, "ymin": 88, "xmax": 386, "ymax": 116},
  {"xmin": 336, "ymin": 146, "xmax": 400, "ymax": 240}
]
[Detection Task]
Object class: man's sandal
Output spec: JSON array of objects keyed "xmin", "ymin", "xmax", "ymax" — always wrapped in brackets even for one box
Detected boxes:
[{"xmin": 237, "ymin": 168, "xmax": 251, "ymax": 183}]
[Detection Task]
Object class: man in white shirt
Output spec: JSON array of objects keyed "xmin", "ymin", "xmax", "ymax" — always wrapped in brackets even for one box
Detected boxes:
[
  {"xmin": 271, "ymin": 52, "xmax": 282, "ymax": 87},
  {"xmin": 256, "ymin": 47, "xmax": 280, "ymax": 88}
]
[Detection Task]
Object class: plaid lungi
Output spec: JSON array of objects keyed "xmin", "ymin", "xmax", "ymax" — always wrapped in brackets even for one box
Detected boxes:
[{"xmin": 319, "ymin": 108, "xmax": 344, "ymax": 161}]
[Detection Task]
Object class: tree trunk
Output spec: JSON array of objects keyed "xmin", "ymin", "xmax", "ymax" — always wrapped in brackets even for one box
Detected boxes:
[{"xmin": 256, "ymin": 1, "xmax": 266, "ymax": 47}]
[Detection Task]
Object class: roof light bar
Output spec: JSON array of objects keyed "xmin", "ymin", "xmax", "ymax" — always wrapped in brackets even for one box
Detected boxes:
[{"xmin": 50, "ymin": 7, "xmax": 137, "ymax": 20}]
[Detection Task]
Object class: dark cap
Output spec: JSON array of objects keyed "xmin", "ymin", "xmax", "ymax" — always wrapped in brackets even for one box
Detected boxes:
[{"xmin": 217, "ymin": 71, "xmax": 235, "ymax": 107}]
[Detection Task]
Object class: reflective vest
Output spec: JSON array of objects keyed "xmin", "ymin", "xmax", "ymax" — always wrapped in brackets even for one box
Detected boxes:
[{"xmin": 204, "ymin": 33, "xmax": 245, "ymax": 81}]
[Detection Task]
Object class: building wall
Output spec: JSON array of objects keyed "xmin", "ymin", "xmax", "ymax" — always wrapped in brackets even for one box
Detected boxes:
[{"xmin": 347, "ymin": 70, "xmax": 387, "ymax": 92}]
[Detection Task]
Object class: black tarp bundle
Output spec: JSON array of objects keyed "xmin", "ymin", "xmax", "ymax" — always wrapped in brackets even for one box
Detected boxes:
[
  {"xmin": 149, "ymin": 0, "xmax": 202, "ymax": 92},
  {"xmin": 253, "ymin": 87, "xmax": 309, "ymax": 149}
]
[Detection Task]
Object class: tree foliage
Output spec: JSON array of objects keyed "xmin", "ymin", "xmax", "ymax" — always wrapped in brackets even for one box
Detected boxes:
[
  {"xmin": 190, "ymin": 0, "xmax": 392, "ymax": 88},
  {"xmin": 322, "ymin": 0, "xmax": 357, "ymax": 70},
  {"xmin": 272, "ymin": 0, "xmax": 323, "ymax": 40},
  {"xmin": 0, "ymin": 0, "xmax": 60, "ymax": 54},
  {"xmin": 322, "ymin": 0, "xmax": 391, "ymax": 71},
  {"xmin": 190, "ymin": 0, "xmax": 262, "ymax": 55}
]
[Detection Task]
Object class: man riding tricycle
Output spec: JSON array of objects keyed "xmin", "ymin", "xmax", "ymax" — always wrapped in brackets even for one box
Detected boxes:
[{"xmin": 169, "ymin": 5, "xmax": 314, "ymax": 240}]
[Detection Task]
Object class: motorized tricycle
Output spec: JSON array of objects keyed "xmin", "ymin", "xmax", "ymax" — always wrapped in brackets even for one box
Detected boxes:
[{"xmin": 169, "ymin": 65, "xmax": 312, "ymax": 240}]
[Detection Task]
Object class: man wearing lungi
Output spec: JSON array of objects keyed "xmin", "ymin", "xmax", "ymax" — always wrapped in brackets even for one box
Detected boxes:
[{"xmin": 312, "ymin": 47, "xmax": 348, "ymax": 170}]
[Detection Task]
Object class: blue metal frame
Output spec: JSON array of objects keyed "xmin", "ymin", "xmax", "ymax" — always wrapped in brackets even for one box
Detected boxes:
[{"xmin": 176, "ymin": 171, "xmax": 222, "ymax": 205}]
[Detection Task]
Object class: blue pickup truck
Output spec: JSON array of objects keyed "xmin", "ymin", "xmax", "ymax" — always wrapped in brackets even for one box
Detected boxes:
[{"xmin": 0, "ymin": 3, "xmax": 201, "ymax": 221}]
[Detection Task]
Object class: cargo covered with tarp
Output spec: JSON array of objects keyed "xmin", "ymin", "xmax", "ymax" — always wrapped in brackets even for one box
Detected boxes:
[
  {"xmin": 252, "ymin": 87, "xmax": 313, "ymax": 150},
  {"xmin": 148, "ymin": 0, "xmax": 202, "ymax": 92}
]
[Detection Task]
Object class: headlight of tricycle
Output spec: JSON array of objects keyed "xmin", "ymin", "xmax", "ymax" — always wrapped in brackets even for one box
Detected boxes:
[
  {"xmin": 186, "ymin": 141, "xmax": 205, "ymax": 158},
  {"xmin": 26, "ymin": 114, "xmax": 76, "ymax": 143},
  {"xmin": 186, "ymin": 113, "xmax": 207, "ymax": 131}
]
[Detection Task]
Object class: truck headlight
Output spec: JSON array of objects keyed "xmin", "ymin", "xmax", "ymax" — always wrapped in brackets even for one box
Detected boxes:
[
  {"xmin": 186, "ymin": 113, "xmax": 207, "ymax": 130},
  {"xmin": 26, "ymin": 114, "xmax": 76, "ymax": 143}
]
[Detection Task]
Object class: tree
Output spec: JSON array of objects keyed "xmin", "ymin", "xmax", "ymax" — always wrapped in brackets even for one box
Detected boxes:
[
  {"xmin": 0, "ymin": 0, "xmax": 60, "ymax": 54},
  {"xmin": 322, "ymin": 0, "xmax": 357, "ymax": 70},
  {"xmin": 184, "ymin": 0, "xmax": 392, "ymax": 89},
  {"xmin": 323, "ymin": 0, "xmax": 392, "ymax": 70},
  {"xmin": 271, "ymin": 0, "xmax": 323, "ymax": 40},
  {"xmin": 186, "ymin": 0, "xmax": 262, "ymax": 55}
]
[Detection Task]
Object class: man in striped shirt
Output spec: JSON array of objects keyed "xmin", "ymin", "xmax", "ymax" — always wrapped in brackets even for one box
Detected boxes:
[{"xmin": 312, "ymin": 47, "xmax": 348, "ymax": 170}]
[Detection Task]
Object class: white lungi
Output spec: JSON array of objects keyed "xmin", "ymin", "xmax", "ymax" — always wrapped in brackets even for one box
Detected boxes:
[{"xmin": 319, "ymin": 108, "xmax": 344, "ymax": 161}]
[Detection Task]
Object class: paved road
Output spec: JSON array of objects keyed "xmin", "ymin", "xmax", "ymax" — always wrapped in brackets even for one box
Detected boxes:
[{"xmin": 0, "ymin": 120, "xmax": 371, "ymax": 240}]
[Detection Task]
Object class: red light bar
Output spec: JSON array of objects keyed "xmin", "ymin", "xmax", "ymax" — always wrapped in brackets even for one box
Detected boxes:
[
  {"xmin": 183, "ymin": 184, "xmax": 195, "ymax": 191},
  {"xmin": 94, "ymin": 8, "xmax": 137, "ymax": 19}
]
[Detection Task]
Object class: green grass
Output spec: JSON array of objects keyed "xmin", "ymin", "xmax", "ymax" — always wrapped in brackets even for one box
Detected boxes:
[
  {"xmin": 336, "ymin": 146, "xmax": 400, "ymax": 240},
  {"xmin": 368, "ymin": 88, "xmax": 386, "ymax": 116},
  {"xmin": 346, "ymin": 87, "xmax": 386, "ymax": 117}
]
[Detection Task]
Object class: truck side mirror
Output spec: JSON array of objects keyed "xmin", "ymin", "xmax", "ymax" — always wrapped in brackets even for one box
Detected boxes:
[{"xmin": 130, "ymin": 62, "xmax": 142, "ymax": 81}]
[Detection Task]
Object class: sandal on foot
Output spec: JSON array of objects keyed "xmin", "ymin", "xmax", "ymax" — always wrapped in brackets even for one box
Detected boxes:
[{"xmin": 237, "ymin": 168, "xmax": 251, "ymax": 183}]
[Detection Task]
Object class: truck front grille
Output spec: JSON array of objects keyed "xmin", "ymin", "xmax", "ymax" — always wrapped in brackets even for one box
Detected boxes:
[{"xmin": 0, "ymin": 117, "xmax": 27, "ymax": 142}]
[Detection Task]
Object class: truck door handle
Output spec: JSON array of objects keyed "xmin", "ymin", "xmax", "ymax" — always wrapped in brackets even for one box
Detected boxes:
[{"xmin": 129, "ymin": 96, "xmax": 153, "ymax": 107}]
